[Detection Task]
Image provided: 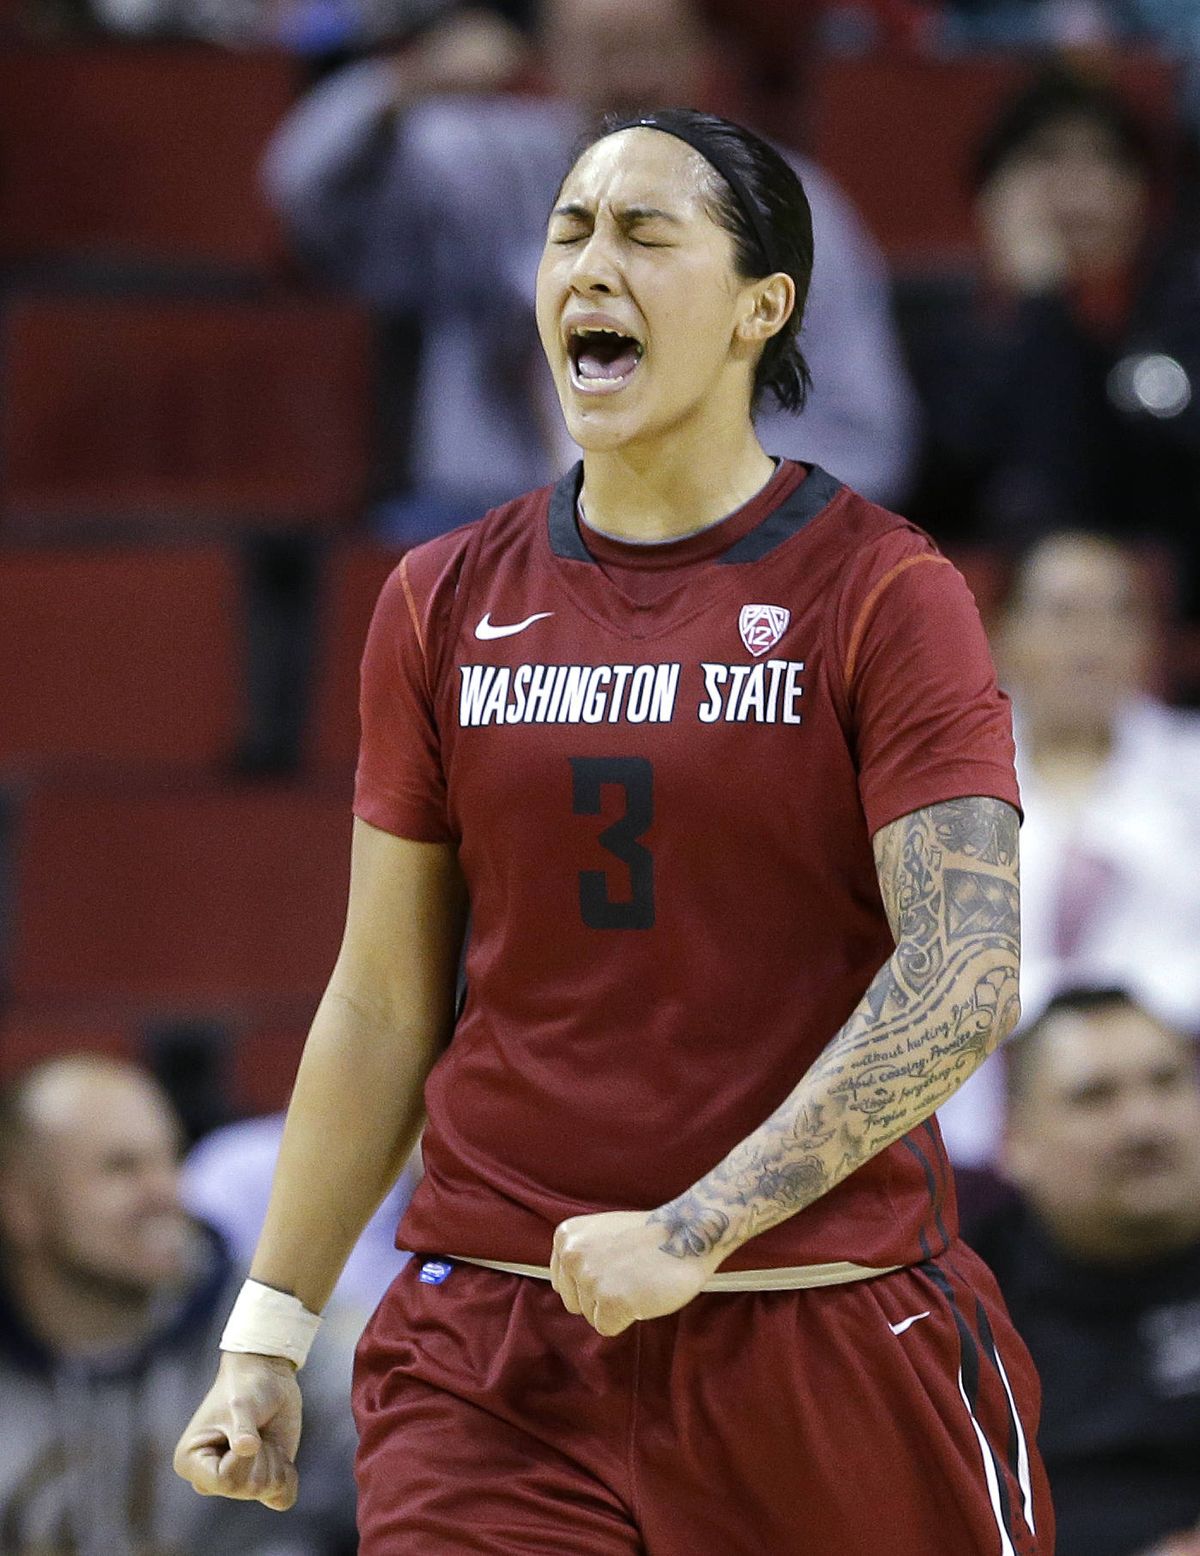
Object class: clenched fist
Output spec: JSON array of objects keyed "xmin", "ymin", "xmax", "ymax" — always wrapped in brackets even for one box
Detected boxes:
[
  {"xmin": 173, "ymin": 1351, "xmax": 302, "ymax": 1512},
  {"xmin": 550, "ymin": 1210, "xmax": 722, "ymax": 1337}
]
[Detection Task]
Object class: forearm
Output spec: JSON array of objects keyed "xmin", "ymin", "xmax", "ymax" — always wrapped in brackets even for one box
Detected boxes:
[
  {"xmin": 249, "ymin": 985, "xmax": 441, "ymax": 1313},
  {"xmin": 249, "ymin": 824, "xmax": 466, "ymax": 1313},
  {"xmin": 652, "ymin": 797, "xmax": 1020, "ymax": 1262},
  {"xmin": 652, "ymin": 942, "xmax": 1017, "ymax": 1260}
]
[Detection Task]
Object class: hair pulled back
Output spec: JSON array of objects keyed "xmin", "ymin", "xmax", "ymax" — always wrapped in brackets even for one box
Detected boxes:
[{"xmin": 572, "ymin": 107, "xmax": 815, "ymax": 415}]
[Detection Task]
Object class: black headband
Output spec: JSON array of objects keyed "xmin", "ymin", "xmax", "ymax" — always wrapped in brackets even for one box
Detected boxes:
[{"xmin": 630, "ymin": 112, "xmax": 783, "ymax": 277}]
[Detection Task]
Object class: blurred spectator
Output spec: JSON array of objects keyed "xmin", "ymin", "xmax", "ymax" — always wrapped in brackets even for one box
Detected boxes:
[
  {"xmin": 36, "ymin": 0, "xmax": 457, "ymax": 49},
  {"xmin": 939, "ymin": 531, "xmax": 1200, "ymax": 1164},
  {"xmin": 263, "ymin": 0, "xmax": 918, "ymax": 542},
  {"xmin": 0, "ymin": 1056, "xmax": 360, "ymax": 1556},
  {"xmin": 908, "ymin": 66, "xmax": 1200, "ymax": 618},
  {"xmin": 182, "ymin": 1113, "xmax": 421, "ymax": 1315},
  {"xmin": 966, "ymin": 988, "xmax": 1200, "ymax": 1556},
  {"xmin": 927, "ymin": 5, "xmax": 1200, "ymax": 134},
  {"xmin": 933, "ymin": 0, "xmax": 1123, "ymax": 52}
]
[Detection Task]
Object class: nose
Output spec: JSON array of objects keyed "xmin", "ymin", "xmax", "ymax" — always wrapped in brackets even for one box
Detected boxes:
[{"xmin": 569, "ymin": 226, "xmax": 622, "ymax": 297}]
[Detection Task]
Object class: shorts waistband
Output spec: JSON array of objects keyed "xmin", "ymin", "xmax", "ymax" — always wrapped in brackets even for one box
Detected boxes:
[{"xmin": 453, "ymin": 1255, "xmax": 901, "ymax": 1292}]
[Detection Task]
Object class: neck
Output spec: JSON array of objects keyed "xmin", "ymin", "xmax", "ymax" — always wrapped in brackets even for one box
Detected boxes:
[
  {"xmin": 578, "ymin": 420, "xmax": 775, "ymax": 543},
  {"xmin": 10, "ymin": 1258, "xmax": 153, "ymax": 1359}
]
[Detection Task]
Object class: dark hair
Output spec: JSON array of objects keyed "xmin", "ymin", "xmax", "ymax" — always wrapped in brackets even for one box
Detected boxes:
[
  {"xmin": 567, "ymin": 107, "xmax": 814, "ymax": 415},
  {"xmin": 971, "ymin": 65, "xmax": 1155, "ymax": 194},
  {"xmin": 1004, "ymin": 985, "xmax": 1161, "ymax": 1101}
]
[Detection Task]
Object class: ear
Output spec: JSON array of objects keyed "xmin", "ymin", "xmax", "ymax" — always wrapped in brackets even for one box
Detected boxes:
[{"xmin": 737, "ymin": 272, "xmax": 795, "ymax": 347}]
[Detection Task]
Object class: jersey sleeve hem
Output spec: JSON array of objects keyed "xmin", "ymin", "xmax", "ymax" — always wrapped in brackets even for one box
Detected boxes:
[
  {"xmin": 863, "ymin": 771, "xmax": 1023, "ymax": 841},
  {"xmin": 352, "ymin": 796, "xmax": 456, "ymax": 846}
]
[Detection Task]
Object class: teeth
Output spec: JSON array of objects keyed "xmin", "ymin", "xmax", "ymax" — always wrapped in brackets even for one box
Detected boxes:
[
  {"xmin": 565, "ymin": 323, "xmax": 645, "ymax": 386},
  {"xmin": 569, "ymin": 325, "xmax": 642, "ymax": 350}
]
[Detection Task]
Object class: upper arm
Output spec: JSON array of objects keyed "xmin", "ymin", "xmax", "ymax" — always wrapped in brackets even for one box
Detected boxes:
[
  {"xmin": 842, "ymin": 536, "xmax": 1021, "ymax": 842},
  {"xmin": 872, "ymin": 795, "xmax": 1020, "ymax": 991},
  {"xmin": 327, "ymin": 817, "xmax": 467, "ymax": 1050}
]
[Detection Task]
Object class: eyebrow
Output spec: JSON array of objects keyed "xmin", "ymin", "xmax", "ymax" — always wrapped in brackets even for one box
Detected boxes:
[{"xmin": 550, "ymin": 202, "xmax": 685, "ymax": 228}]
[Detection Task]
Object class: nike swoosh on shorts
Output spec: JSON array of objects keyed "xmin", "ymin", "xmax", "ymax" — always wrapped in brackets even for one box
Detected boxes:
[
  {"xmin": 888, "ymin": 1311, "xmax": 932, "ymax": 1336},
  {"xmin": 475, "ymin": 611, "xmax": 554, "ymax": 640}
]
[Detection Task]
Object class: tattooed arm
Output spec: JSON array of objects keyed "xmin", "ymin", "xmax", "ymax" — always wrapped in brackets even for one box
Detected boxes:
[
  {"xmin": 549, "ymin": 794, "xmax": 1018, "ymax": 1332},
  {"xmin": 648, "ymin": 794, "xmax": 1020, "ymax": 1261}
]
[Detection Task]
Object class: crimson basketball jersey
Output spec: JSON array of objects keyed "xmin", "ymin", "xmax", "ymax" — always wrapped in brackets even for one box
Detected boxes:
[{"xmin": 355, "ymin": 461, "xmax": 1020, "ymax": 1272}]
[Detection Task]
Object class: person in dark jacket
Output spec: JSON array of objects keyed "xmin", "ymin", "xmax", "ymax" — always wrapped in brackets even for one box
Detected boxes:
[
  {"xmin": 967, "ymin": 986, "xmax": 1200, "ymax": 1556},
  {"xmin": 909, "ymin": 66, "xmax": 1200, "ymax": 622},
  {"xmin": 0, "ymin": 1055, "xmax": 360, "ymax": 1556}
]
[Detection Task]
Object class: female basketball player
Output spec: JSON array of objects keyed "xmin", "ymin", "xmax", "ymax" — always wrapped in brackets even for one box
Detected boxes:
[{"xmin": 175, "ymin": 109, "xmax": 1052, "ymax": 1554}]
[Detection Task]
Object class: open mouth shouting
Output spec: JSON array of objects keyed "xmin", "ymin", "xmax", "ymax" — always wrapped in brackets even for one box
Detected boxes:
[{"xmin": 565, "ymin": 318, "xmax": 645, "ymax": 395}]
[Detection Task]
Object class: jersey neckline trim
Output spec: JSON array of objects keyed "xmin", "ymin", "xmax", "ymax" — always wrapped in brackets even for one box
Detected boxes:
[{"xmin": 547, "ymin": 460, "xmax": 844, "ymax": 565}]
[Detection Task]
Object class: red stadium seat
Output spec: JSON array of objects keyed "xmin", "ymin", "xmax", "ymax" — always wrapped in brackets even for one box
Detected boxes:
[
  {"xmin": 234, "ymin": 1022, "xmax": 310, "ymax": 1115},
  {"xmin": 809, "ymin": 52, "xmax": 1178, "ymax": 264},
  {"xmin": 309, "ymin": 542, "xmax": 403, "ymax": 774},
  {"xmin": 0, "ymin": 1000, "xmax": 318, "ymax": 1117},
  {"xmin": 0, "ymin": 44, "xmax": 295, "ymax": 270},
  {"xmin": 0, "ymin": 1005, "xmax": 137, "ymax": 1082},
  {"xmin": 0, "ymin": 548, "xmax": 240, "ymax": 771},
  {"xmin": 2, "ymin": 294, "xmax": 371, "ymax": 534},
  {"xmin": 10, "ymin": 783, "xmax": 351, "ymax": 1005}
]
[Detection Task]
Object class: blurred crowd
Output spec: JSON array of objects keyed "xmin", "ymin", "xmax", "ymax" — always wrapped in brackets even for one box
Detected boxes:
[{"xmin": 1, "ymin": 0, "xmax": 1200, "ymax": 1551}]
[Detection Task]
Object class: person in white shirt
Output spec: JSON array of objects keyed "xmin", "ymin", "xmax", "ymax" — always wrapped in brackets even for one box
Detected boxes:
[{"xmin": 940, "ymin": 530, "xmax": 1200, "ymax": 1167}]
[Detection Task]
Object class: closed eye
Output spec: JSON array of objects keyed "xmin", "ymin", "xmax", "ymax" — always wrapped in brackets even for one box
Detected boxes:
[{"xmin": 551, "ymin": 235, "xmax": 670, "ymax": 249}]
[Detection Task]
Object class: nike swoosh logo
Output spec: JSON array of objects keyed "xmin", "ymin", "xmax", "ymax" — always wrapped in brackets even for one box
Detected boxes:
[
  {"xmin": 474, "ymin": 611, "xmax": 554, "ymax": 640},
  {"xmin": 888, "ymin": 1310, "xmax": 932, "ymax": 1336}
]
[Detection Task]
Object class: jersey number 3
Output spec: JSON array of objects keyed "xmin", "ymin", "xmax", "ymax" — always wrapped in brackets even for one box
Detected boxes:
[{"xmin": 570, "ymin": 757, "xmax": 655, "ymax": 930}]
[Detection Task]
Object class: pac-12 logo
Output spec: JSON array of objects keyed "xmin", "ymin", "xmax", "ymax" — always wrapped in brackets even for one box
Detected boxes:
[{"xmin": 739, "ymin": 604, "xmax": 791, "ymax": 657}]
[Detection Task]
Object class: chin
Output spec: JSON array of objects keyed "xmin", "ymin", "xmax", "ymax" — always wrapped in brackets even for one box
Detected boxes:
[
  {"xmin": 1110, "ymin": 1191, "xmax": 1190, "ymax": 1241},
  {"xmin": 563, "ymin": 406, "xmax": 643, "ymax": 453}
]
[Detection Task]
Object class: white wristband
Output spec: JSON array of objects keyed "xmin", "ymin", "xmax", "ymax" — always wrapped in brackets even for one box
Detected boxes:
[{"xmin": 220, "ymin": 1279, "xmax": 321, "ymax": 1370}]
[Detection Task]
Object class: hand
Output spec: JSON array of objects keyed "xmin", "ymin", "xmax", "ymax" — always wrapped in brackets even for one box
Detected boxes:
[
  {"xmin": 978, "ymin": 163, "xmax": 1067, "ymax": 294},
  {"xmin": 550, "ymin": 1210, "xmax": 722, "ymax": 1337},
  {"xmin": 173, "ymin": 1352, "xmax": 303, "ymax": 1512}
]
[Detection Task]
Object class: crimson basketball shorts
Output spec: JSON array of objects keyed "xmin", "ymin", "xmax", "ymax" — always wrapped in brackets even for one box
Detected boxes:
[{"xmin": 352, "ymin": 1238, "xmax": 1052, "ymax": 1554}]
